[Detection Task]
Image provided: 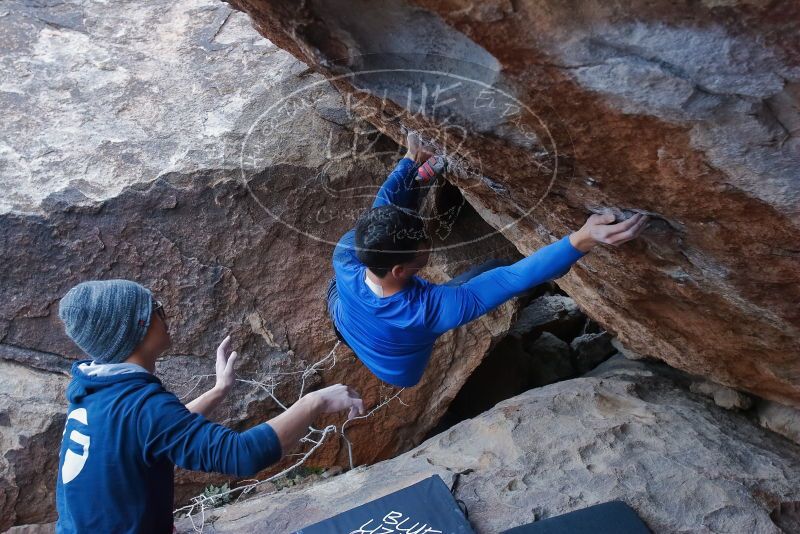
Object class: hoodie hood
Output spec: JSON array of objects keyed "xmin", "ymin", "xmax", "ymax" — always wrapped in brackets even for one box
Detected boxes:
[{"xmin": 67, "ymin": 359, "xmax": 162, "ymax": 403}]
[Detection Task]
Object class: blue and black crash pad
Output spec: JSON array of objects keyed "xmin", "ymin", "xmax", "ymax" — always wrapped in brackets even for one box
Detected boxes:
[
  {"xmin": 294, "ymin": 474, "xmax": 474, "ymax": 534},
  {"xmin": 500, "ymin": 501, "xmax": 650, "ymax": 534}
]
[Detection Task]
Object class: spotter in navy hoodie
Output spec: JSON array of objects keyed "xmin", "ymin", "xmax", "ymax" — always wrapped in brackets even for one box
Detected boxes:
[{"xmin": 56, "ymin": 360, "xmax": 282, "ymax": 534}]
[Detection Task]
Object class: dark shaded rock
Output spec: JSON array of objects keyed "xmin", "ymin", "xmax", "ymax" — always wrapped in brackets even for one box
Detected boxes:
[
  {"xmin": 571, "ymin": 331, "xmax": 616, "ymax": 374},
  {"xmin": 581, "ymin": 318, "xmax": 604, "ymax": 335},
  {"xmin": 526, "ymin": 332, "xmax": 576, "ymax": 387},
  {"xmin": 435, "ymin": 325, "xmax": 578, "ymax": 435},
  {"xmin": 435, "ymin": 335, "xmax": 533, "ymax": 427},
  {"xmin": 509, "ymin": 295, "xmax": 585, "ymax": 342}
]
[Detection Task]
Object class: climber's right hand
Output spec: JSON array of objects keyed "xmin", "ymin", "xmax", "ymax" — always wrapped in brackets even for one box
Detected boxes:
[
  {"xmin": 569, "ymin": 211, "xmax": 649, "ymax": 253},
  {"xmin": 309, "ymin": 383, "xmax": 365, "ymax": 420}
]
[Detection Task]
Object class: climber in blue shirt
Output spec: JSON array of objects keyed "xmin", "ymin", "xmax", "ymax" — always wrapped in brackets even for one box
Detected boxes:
[
  {"xmin": 55, "ymin": 279, "xmax": 365, "ymax": 534},
  {"xmin": 327, "ymin": 133, "xmax": 649, "ymax": 388}
]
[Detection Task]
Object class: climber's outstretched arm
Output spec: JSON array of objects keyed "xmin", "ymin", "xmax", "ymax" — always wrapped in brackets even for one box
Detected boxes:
[{"xmin": 424, "ymin": 212, "xmax": 649, "ymax": 334}]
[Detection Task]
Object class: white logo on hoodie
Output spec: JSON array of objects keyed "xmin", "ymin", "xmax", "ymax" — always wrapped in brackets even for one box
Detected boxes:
[{"xmin": 61, "ymin": 408, "xmax": 90, "ymax": 484}]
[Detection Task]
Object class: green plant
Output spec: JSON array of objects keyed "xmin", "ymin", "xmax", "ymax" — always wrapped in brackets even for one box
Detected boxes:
[{"xmin": 202, "ymin": 483, "xmax": 232, "ymax": 507}]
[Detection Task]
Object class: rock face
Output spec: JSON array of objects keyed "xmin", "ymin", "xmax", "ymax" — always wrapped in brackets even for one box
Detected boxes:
[
  {"xmin": 0, "ymin": 0, "xmax": 519, "ymax": 528},
  {"xmin": 570, "ymin": 331, "xmax": 615, "ymax": 374},
  {"xmin": 0, "ymin": 362, "xmax": 66, "ymax": 529},
  {"xmin": 508, "ymin": 294, "xmax": 584, "ymax": 342},
  {"xmin": 227, "ymin": 0, "xmax": 800, "ymax": 406},
  {"xmin": 174, "ymin": 357, "xmax": 800, "ymax": 534},
  {"xmin": 757, "ymin": 400, "xmax": 800, "ymax": 445}
]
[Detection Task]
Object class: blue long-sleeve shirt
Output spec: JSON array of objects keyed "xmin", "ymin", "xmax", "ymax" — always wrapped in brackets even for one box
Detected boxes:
[
  {"xmin": 55, "ymin": 360, "xmax": 282, "ymax": 533},
  {"xmin": 329, "ymin": 158, "xmax": 586, "ymax": 387}
]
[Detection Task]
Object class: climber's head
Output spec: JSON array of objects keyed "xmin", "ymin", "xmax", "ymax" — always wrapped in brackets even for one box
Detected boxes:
[
  {"xmin": 355, "ymin": 204, "xmax": 431, "ymax": 281},
  {"xmin": 59, "ymin": 279, "xmax": 171, "ymax": 368}
]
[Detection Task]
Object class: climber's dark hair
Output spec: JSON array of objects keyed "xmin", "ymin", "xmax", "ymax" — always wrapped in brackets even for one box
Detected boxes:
[{"xmin": 354, "ymin": 205, "xmax": 429, "ymax": 278}]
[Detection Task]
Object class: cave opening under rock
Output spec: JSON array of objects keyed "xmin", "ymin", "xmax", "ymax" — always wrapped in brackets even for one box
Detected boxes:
[
  {"xmin": 422, "ymin": 182, "xmax": 619, "ymax": 439},
  {"xmin": 426, "ymin": 281, "xmax": 616, "ymax": 439}
]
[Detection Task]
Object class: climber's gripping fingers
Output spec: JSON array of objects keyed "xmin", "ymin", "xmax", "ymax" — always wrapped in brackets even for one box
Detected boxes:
[
  {"xmin": 415, "ymin": 155, "xmax": 448, "ymax": 184},
  {"xmin": 570, "ymin": 212, "xmax": 649, "ymax": 253},
  {"xmin": 405, "ymin": 131, "xmax": 434, "ymax": 165},
  {"xmin": 597, "ymin": 212, "xmax": 649, "ymax": 246}
]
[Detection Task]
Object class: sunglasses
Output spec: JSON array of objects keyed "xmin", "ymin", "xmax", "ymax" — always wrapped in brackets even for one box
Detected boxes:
[{"xmin": 152, "ymin": 299, "xmax": 167, "ymax": 323}]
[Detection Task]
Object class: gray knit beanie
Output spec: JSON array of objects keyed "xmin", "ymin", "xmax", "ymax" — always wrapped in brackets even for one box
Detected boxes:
[{"xmin": 59, "ymin": 279, "xmax": 153, "ymax": 364}]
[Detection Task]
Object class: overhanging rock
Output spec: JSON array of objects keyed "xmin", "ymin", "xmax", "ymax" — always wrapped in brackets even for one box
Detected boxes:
[{"xmin": 226, "ymin": 0, "xmax": 800, "ymax": 405}]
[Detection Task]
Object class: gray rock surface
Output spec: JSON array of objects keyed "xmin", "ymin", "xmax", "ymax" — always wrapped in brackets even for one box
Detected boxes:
[
  {"xmin": 0, "ymin": 0, "xmax": 285, "ymax": 214},
  {"xmin": 0, "ymin": 361, "xmax": 66, "ymax": 528},
  {"xmin": 174, "ymin": 358, "xmax": 800, "ymax": 534}
]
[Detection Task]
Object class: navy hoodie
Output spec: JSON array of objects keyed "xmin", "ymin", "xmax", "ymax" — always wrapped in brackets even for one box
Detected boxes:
[{"xmin": 56, "ymin": 360, "xmax": 282, "ymax": 533}]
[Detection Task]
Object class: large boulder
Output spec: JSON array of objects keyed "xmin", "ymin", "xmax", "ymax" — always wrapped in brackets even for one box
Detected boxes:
[
  {"xmin": 0, "ymin": 0, "xmax": 518, "ymax": 528},
  {"xmin": 175, "ymin": 356, "xmax": 800, "ymax": 534},
  {"xmin": 226, "ymin": 0, "xmax": 800, "ymax": 406}
]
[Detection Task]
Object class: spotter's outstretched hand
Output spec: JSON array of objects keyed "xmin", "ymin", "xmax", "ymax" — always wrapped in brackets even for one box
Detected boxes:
[
  {"xmin": 214, "ymin": 335, "xmax": 238, "ymax": 394},
  {"xmin": 310, "ymin": 383, "xmax": 365, "ymax": 420}
]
